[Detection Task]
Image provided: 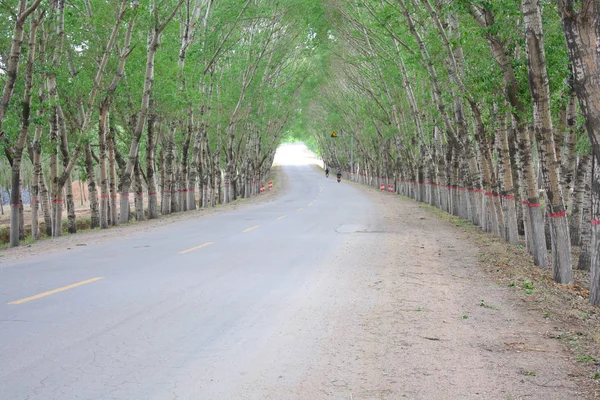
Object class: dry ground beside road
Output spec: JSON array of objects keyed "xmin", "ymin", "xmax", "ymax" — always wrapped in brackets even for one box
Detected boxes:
[
  {"xmin": 0, "ymin": 166, "xmax": 286, "ymax": 263},
  {"xmin": 247, "ymin": 183, "xmax": 597, "ymax": 400}
]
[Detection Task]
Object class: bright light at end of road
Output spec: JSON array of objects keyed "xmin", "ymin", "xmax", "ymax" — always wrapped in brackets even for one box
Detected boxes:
[{"xmin": 273, "ymin": 143, "xmax": 323, "ymax": 167}]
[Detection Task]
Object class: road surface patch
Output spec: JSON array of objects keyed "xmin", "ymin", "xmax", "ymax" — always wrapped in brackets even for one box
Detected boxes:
[
  {"xmin": 179, "ymin": 242, "xmax": 215, "ymax": 254},
  {"xmin": 8, "ymin": 277, "xmax": 104, "ymax": 305}
]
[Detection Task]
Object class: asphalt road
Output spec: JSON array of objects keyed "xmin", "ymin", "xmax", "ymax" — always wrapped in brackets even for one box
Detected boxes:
[{"xmin": 0, "ymin": 164, "xmax": 376, "ymax": 400}]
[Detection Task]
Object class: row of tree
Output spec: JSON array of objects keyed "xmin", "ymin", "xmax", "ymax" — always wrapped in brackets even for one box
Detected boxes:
[
  {"xmin": 315, "ymin": 1, "xmax": 600, "ymax": 304},
  {"xmin": 1, "ymin": 0, "xmax": 321, "ymax": 245}
]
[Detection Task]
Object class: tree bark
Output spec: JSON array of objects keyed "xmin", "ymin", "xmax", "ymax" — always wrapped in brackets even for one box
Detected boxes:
[
  {"xmin": 98, "ymin": 102, "xmax": 110, "ymax": 229},
  {"xmin": 589, "ymin": 154, "xmax": 600, "ymax": 305},
  {"xmin": 498, "ymin": 110, "xmax": 519, "ymax": 245},
  {"xmin": 556, "ymin": 0, "xmax": 600, "ymax": 164},
  {"xmin": 107, "ymin": 125, "xmax": 119, "ymax": 226},
  {"xmin": 180, "ymin": 121, "xmax": 192, "ymax": 212},
  {"xmin": 523, "ymin": 0, "xmax": 572, "ymax": 282},
  {"xmin": 162, "ymin": 127, "xmax": 175, "ymax": 215},
  {"xmin": 578, "ymin": 163, "xmax": 592, "ymax": 271},
  {"xmin": 134, "ymin": 158, "xmax": 144, "ymax": 221},
  {"xmin": 39, "ymin": 169, "xmax": 52, "ymax": 236},
  {"xmin": 560, "ymin": 81, "xmax": 579, "ymax": 202},
  {"xmin": 570, "ymin": 154, "xmax": 591, "ymax": 245},
  {"xmin": 31, "ymin": 131, "xmax": 41, "ymax": 240},
  {"xmin": 146, "ymin": 106, "xmax": 159, "ymax": 219},
  {"xmin": 84, "ymin": 144, "xmax": 99, "ymax": 229},
  {"xmin": 9, "ymin": 14, "xmax": 40, "ymax": 246}
]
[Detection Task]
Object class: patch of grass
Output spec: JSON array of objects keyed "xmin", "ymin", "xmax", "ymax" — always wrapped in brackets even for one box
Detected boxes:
[
  {"xmin": 416, "ymin": 307, "xmax": 425, "ymax": 311},
  {"xmin": 480, "ymin": 300, "xmax": 499, "ymax": 310},
  {"xmin": 523, "ymin": 280, "xmax": 535, "ymax": 294},
  {"xmin": 519, "ymin": 370, "xmax": 536, "ymax": 376},
  {"xmin": 591, "ymin": 373, "xmax": 600, "ymax": 380},
  {"xmin": 461, "ymin": 314, "xmax": 469, "ymax": 319},
  {"xmin": 578, "ymin": 355, "xmax": 595, "ymax": 363}
]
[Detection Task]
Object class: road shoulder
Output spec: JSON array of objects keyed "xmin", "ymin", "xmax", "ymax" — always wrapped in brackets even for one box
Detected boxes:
[
  {"xmin": 258, "ymin": 183, "xmax": 592, "ymax": 399},
  {"xmin": 0, "ymin": 167, "xmax": 287, "ymax": 264}
]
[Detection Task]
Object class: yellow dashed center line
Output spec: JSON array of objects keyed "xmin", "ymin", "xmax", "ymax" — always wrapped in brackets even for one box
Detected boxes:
[
  {"xmin": 308, "ymin": 202, "xmax": 313, "ymax": 207},
  {"xmin": 297, "ymin": 208, "xmax": 304, "ymax": 212},
  {"xmin": 276, "ymin": 215, "xmax": 287, "ymax": 220},
  {"xmin": 243, "ymin": 225, "xmax": 260, "ymax": 233},
  {"xmin": 8, "ymin": 277, "xmax": 104, "ymax": 305},
  {"xmin": 179, "ymin": 241, "xmax": 214, "ymax": 254}
]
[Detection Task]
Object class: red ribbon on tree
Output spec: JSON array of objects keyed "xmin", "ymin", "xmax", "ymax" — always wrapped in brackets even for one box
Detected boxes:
[{"xmin": 548, "ymin": 210, "xmax": 567, "ymax": 218}]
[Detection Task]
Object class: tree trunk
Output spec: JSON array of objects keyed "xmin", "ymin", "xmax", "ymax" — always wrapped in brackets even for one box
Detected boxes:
[
  {"xmin": 570, "ymin": 154, "xmax": 591, "ymax": 245},
  {"xmin": 79, "ymin": 180, "xmax": 85, "ymax": 205},
  {"xmin": 188, "ymin": 124, "xmax": 202, "ymax": 211},
  {"xmin": 108, "ymin": 125, "xmax": 119, "ymax": 226},
  {"xmin": 134, "ymin": 158, "xmax": 144, "ymax": 221},
  {"xmin": 50, "ymin": 110, "xmax": 62, "ymax": 236},
  {"xmin": 578, "ymin": 166, "xmax": 592, "ymax": 271},
  {"xmin": 556, "ymin": 0, "xmax": 600, "ymax": 165},
  {"xmin": 18, "ymin": 187, "xmax": 24, "ymax": 240},
  {"xmin": 9, "ymin": 166, "xmax": 22, "ymax": 246},
  {"xmin": 84, "ymin": 144, "xmax": 99, "ymax": 229},
  {"xmin": 589, "ymin": 154, "xmax": 600, "ymax": 305},
  {"xmin": 98, "ymin": 101, "xmax": 110, "ymax": 229},
  {"xmin": 39, "ymin": 169, "xmax": 52, "ymax": 236},
  {"xmin": 180, "ymin": 117, "xmax": 192, "ymax": 211},
  {"xmin": 59, "ymin": 113, "xmax": 76, "ymax": 234},
  {"xmin": 8, "ymin": 14, "xmax": 40, "ymax": 246},
  {"xmin": 31, "ymin": 136, "xmax": 41, "ymax": 240},
  {"xmin": 171, "ymin": 162, "xmax": 180, "ymax": 213},
  {"xmin": 159, "ymin": 145, "xmax": 166, "ymax": 212},
  {"xmin": 146, "ymin": 107, "xmax": 159, "ymax": 219},
  {"xmin": 498, "ymin": 110, "xmax": 519, "ymax": 245},
  {"xmin": 523, "ymin": 0, "xmax": 571, "ymax": 282},
  {"xmin": 560, "ymin": 82, "xmax": 579, "ymax": 202},
  {"xmin": 162, "ymin": 128, "xmax": 175, "ymax": 215}
]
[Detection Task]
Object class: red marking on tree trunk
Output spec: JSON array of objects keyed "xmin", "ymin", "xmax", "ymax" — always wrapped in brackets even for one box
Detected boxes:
[{"xmin": 548, "ymin": 211, "xmax": 567, "ymax": 218}]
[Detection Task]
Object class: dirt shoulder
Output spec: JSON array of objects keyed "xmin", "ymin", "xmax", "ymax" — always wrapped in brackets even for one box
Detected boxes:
[
  {"xmin": 264, "ymin": 183, "xmax": 597, "ymax": 399},
  {"xmin": 0, "ymin": 166, "xmax": 287, "ymax": 264}
]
